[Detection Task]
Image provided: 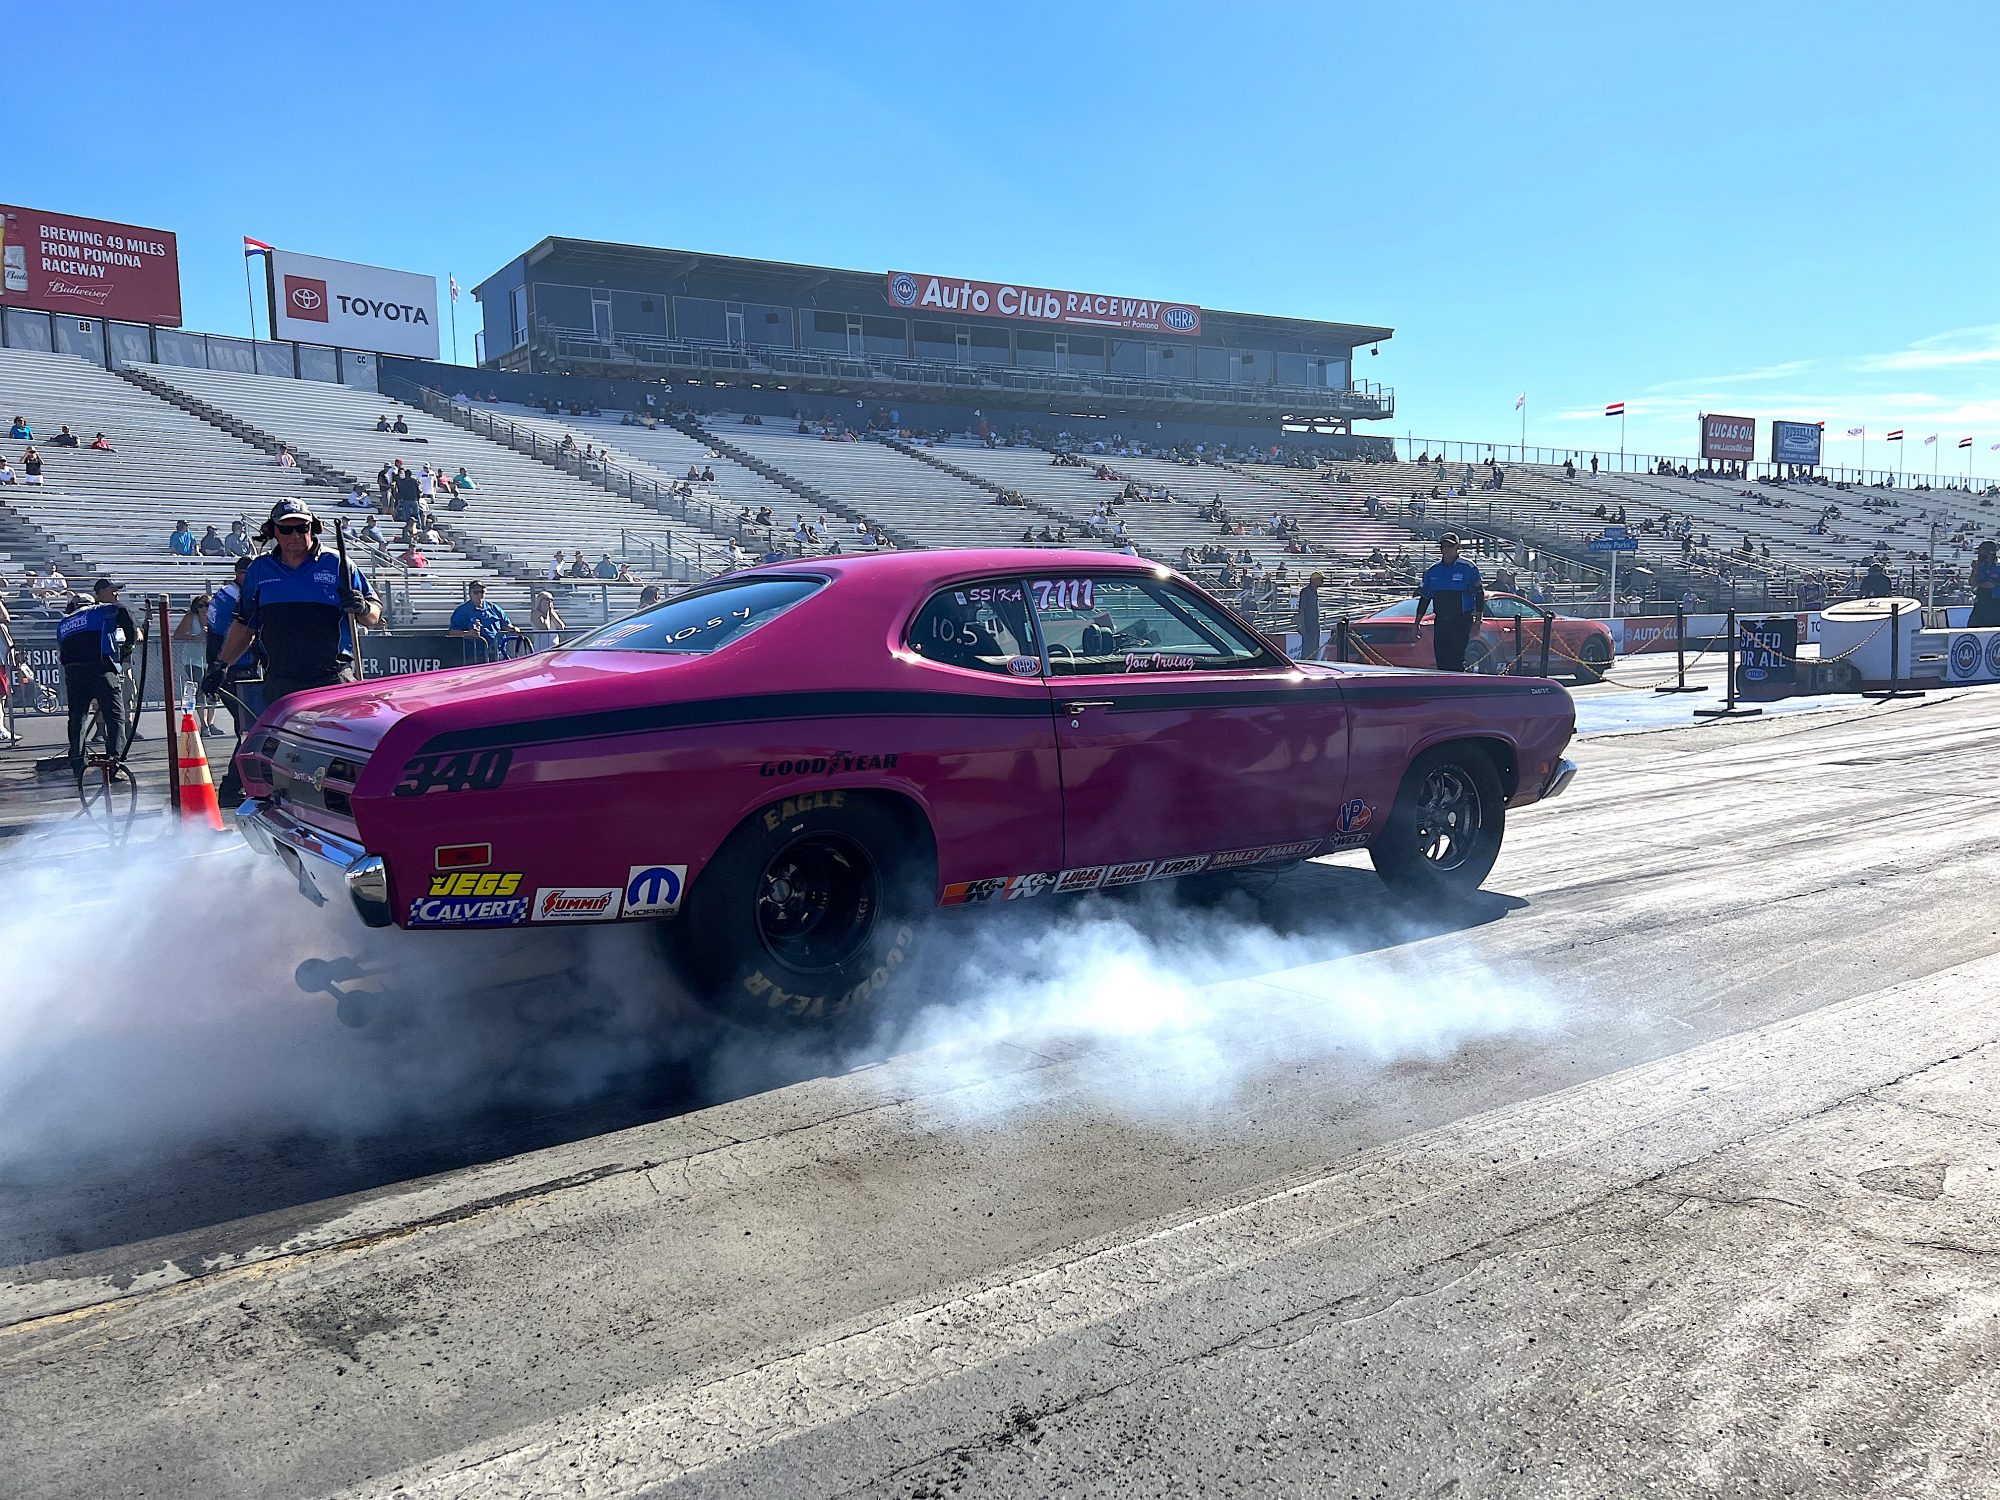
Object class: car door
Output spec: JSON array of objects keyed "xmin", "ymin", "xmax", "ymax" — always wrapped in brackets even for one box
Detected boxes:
[
  {"xmin": 903, "ymin": 576, "xmax": 1066, "ymax": 898},
  {"xmin": 1030, "ymin": 571, "xmax": 1349, "ymax": 875},
  {"xmin": 1482, "ymin": 595, "xmax": 1539, "ymax": 671}
]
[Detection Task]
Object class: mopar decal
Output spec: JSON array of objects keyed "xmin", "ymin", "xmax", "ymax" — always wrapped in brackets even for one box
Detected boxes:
[
  {"xmin": 625, "ymin": 865, "xmax": 687, "ymax": 917},
  {"xmin": 394, "ymin": 748, "xmax": 512, "ymax": 797}
]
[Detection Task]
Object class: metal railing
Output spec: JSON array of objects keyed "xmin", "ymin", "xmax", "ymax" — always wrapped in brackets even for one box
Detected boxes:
[
  {"xmin": 527, "ymin": 325, "xmax": 1396, "ymax": 419},
  {"xmin": 1394, "ymin": 437, "xmax": 2000, "ymax": 493},
  {"xmin": 403, "ymin": 386, "xmax": 812, "ymax": 572}
]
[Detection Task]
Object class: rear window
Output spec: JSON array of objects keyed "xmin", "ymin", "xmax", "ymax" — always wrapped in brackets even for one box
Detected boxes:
[{"xmin": 570, "ymin": 577, "xmax": 822, "ymax": 654}]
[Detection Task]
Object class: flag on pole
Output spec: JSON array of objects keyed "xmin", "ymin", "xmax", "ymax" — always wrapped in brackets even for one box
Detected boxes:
[
  {"xmin": 1604, "ymin": 401, "xmax": 1625, "ymax": 417},
  {"xmin": 1886, "ymin": 430, "xmax": 1905, "ymax": 441},
  {"xmin": 1514, "ymin": 392, "xmax": 1525, "ymax": 411},
  {"xmin": 1845, "ymin": 426, "xmax": 1865, "ymax": 436},
  {"xmin": 1923, "ymin": 433, "xmax": 1938, "ymax": 446},
  {"xmin": 449, "ymin": 274, "xmax": 461, "ymax": 303},
  {"xmin": 1959, "ymin": 437, "xmax": 1974, "ymax": 449},
  {"xmin": 243, "ymin": 236, "xmax": 273, "ymax": 256}
]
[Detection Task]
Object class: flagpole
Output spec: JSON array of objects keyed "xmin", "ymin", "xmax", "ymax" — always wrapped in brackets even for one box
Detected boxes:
[
  {"xmin": 244, "ymin": 253, "xmax": 258, "ymax": 343},
  {"xmin": 1620, "ymin": 411, "xmax": 1626, "ymax": 470},
  {"xmin": 448, "ymin": 274, "xmax": 460, "ymax": 366},
  {"xmin": 1519, "ymin": 396, "xmax": 1525, "ymax": 461}
]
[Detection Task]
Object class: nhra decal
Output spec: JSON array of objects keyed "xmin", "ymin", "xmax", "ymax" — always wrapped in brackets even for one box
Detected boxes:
[
  {"xmin": 1125, "ymin": 653, "xmax": 1198, "ymax": 673},
  {"xmin": 625, "ymin": 864, "xmax": 687, "ymax": 917},
  {"xmin": 761, "ymin": 790, "xmax": 847, "ymax": 830},
  {"xmin": 394, "ymin": 748, "xmax": 512, "ymax": 797},
  {"xmin": 1006, "ymin": 655, "xmax": 1041, "ymax": 677},
  {"xmin": 1101, "ymin": 861, "xmax": 1155, "ymax": 888},
  {"xmin": 408, "ymin": 895, "xmax": 529, "ymax": 928},
  {"xmin": 427, "ymin": 870, "xmax": 523, "ymax": 898},
  {"xmin": 760, "ymin": 754, "xmax": 900, "ymax": 778},
  {"xmin": 1335, "ymin": 798, "xmax": 1373, "ymax": 835},
  {"xmin": 532, "ymin": 887, "xmax": 622, "ymax": 922},
  {"xmin": 1030, "ymin": 578, "xmax": 1094, "ymax": 611}
]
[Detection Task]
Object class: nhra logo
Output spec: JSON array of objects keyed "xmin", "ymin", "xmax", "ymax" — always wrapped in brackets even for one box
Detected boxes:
[
  {"xmin": 1161, "ymin": 305, "xmax": 1198, "ymax": 332},
  {"xmin": 1951, "ymin": 634, "xmax": 1982, "ymax": 678},
  {"xmin": 284, "ymin": 275, "xmax": 329, "ymax": 322},
  {"xmin": 888, "ymin": 272, "xmax": 919, "ymax": 307}
]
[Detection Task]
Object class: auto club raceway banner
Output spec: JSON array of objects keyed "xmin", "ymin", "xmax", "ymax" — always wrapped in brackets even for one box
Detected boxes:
[{"xmin": 884, "ymin": 269, "xmax": 1202, "ymax": 336}]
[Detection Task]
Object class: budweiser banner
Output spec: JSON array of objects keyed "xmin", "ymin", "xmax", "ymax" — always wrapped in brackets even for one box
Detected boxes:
[
  {"xmin": 884, "ymin": 269, "xmax": 1201, "ymax": 336},
  {"xmin": 0, "ymin": 204, "xmax": 182, "ymax": 325}
]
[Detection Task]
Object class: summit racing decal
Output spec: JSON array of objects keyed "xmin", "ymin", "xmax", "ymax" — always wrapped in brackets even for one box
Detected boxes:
[
  {"xmin": 532, "ymin": 887, "xmax": 622, "ymax": 922},
  {"xmin": 408, "ymin": 895, "xmax": 529, "ymax": 928},
  {"xmin": 760, "ymin": 754, "xmax": 900, "ymax": 779},
  {"xmin": 393, "ymin": 748, "xmax": 512, "ymax": 797}
]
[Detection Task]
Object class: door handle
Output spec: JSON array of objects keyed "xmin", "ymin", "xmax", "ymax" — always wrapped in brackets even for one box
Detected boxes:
[{"xmin": 1063, "ymin": 700, "xmax": 1115, "ymax": 713}]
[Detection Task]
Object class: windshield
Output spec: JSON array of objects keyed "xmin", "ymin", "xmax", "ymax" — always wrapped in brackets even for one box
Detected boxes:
[
  {"xmin": 569, "ymin": 577, "xmax": 822, "ymax": 654},
  {"xmin": 1373, "ymin": 598, "xmax": 1420, "ymax": 619}
]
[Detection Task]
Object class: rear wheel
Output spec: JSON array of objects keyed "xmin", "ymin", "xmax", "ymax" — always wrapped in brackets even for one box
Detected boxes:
[
  {"xmin": 1369, "ymin": 746, "xmax": 1506, "ymax": 901},
  {"xmin": 1573, "ymin": 637, "xmax": 1610, "ymax": 684},
  {"xmin": 1464, "ymin": 638, "xmax": 1498, "ymax": 675},
  {"xmin": 672, "ymin": 793, "xmax": 932, "ymax": 1029}
]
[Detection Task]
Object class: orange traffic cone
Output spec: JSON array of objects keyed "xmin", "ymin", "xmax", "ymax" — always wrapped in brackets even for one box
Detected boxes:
[{"xmin": 176, "ymin": 710, "xmax": 225, "ymax": 831}]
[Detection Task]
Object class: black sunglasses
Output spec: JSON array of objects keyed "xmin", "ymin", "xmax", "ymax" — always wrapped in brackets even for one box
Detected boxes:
[{"xmin": 274, "ymin": 521, "xmax": 313, "ymax": 535}]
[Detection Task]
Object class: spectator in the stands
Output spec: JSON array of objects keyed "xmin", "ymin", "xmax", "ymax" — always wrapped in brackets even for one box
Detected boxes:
[
  {"xmin": 1859, "ymin": 560, "xmax": 1894, "ymax": 598},
  {"xmin": 275, "ymin": 443, "xmax": 296, "ymax": 469},
  {"xmin": 453, "ymin": 465, "xmax": 476, "ymax": 490},
  {"xmin": 198, "ymin": 525, "xmax": 228, "ymax": 557},
  {"xmin": 393, "ymin": 466, "xmax": 422, "ymax": 522},
  {"xmin": 0, "ymin": 458, "xmax": 15, "ymax": 485},
  {"xmin": 376, "ymin": 464, "xmax": 393, "ymax": 503},
  {"xmin": 51, "ymin": 424, "xmax": 78, "ymax": 447},
  {"xmin": 375, "ymin": 415, "xmax": 392, "ymax": 432},
  {"xmin": 7, "ymin": 416, "xmax": 29, "ymax": 440},
  {"xmin": 169, "ymin": 520, "xmax": 196, "ymax": 556},
  {"xmin": 342, "ymin": 482, "xmax": 370, "ymax": 509},
  {"xmin": 544, "ymin": 551, "xmax": 566, "ymax": 581},
  {"xmin": 594, "ymin": 553, "xmax": 619, "ymax": 580},
  {"xmin": 701, "ymin": 465, "xmax": 715, "ymax": 483},
  {"xmin": 418, "ymin": 464, "xmax": 435, "ymax": 501},
  {"xmin": 21, "ymin": 446, "xmax": 42, "ymax": 484},
  {"xmin": 448, "ymin": 581, "xmax": 511, "ymax": 656},
  {"xmin": 567, "ymin": 550, "xmax": 592, "ymax": 579},
  {"xmin": 360, "ymin": 514, "xmax": 385, "ymax": 546},
  {"xmin": 527, "ymin": 591, "xmax": 567, "ymax": 651},
  {"xmin": 615, "ymin": 562, "xmax": 639, "ymax": 584},
  {"xmin": 391, "ymin": 414, "xmax": 410, "ymax": 434},
  {"xmin": 89, "ymin": 432, "xmax": 114, "ymax": 451},
  {"xmin": 637, "ymin": 585, "xmax": 663, "ymax": 610},
  {"xmin": 224, "ymin": 519, "xmax": 252, "ymax": 556}
]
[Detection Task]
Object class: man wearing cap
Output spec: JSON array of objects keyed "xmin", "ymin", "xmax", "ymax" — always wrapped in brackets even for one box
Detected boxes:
[
  {"xmin": 58, "ymin": 577, "xmax": 138, "ymax": 773},
  {"xmin": 1415, "ymin": 533, "xmax": 1486, "ymax": 672},
  {"xmin": 447, "ymin": 580, "xmax": 515, "ymax": 663},
  {"xmin": 1296, "ymin": 571, "xmax": 1324, "ymax": 658},
  {"xmin": 205, "ymin": 500, "xmax": 379, "ymax": 801},
  {"xmin": 205, "ymin": 554, "xmax": 259, "ymax": 739}
]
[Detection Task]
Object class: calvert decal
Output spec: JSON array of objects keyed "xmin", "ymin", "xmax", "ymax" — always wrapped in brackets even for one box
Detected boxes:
[
  {"xmin": 407, "ymin": 895, "xmax": 529, "ymax": 928},
  {"xmin": 625, "ymin": 864, "xmax": 687, "ymax": 917},
  {"xmin": 885, "ymin": 270, "xmax": 1202, "ymax": 337},
  {"xmin": 532, "ymin": 887, "xmax": 622, "ymax": 922},
  {"xmin": 427, "ymin": 870, "xmax": 523, "ymax": 898}
]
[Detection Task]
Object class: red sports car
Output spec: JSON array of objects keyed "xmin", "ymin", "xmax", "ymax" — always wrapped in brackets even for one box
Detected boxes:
[
  {"xmin": 235, "ymin": 550, "xmax": 1578, "ymax": 1027},
  {"xmin": 1340, "ymin": 594, "xmax": 1616, "ymax": 683}
]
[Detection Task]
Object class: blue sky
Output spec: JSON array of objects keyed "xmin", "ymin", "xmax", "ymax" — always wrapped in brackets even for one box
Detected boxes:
[{"xmin": 26, "ymin": 0, "xmax": 2000, "ymax": 472}]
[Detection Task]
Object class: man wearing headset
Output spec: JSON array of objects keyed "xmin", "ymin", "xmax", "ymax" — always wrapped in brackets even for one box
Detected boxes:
[{"xmin": 204, "ymin": 498, "xmax": 380, "ymax": 804}]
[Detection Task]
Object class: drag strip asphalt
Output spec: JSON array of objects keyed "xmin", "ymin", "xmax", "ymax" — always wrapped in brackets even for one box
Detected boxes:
[{"xmin": 3, "ymin": 685, "xmax": 1998, "ymax": 1497}]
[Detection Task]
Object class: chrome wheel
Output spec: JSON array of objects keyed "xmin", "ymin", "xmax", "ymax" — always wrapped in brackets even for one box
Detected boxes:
[{"xmin": 1413, "ymin": 766, "xmax": 1483, "ymax": 871}]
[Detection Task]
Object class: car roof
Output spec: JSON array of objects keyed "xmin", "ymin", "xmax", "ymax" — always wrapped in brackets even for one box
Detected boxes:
[{"xmin": 778, "ymin": 547, "xmax": 1162, "ymax": 582}]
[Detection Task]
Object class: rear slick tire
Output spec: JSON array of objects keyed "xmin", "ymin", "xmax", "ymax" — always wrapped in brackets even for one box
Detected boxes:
[
  {"xmin": 1369, "ymin": 745, "xmax": 1506, "ymax": 902},
  {"xmin": 673, "ymin": 792, "xmax": 932, "ymax": 1030}
]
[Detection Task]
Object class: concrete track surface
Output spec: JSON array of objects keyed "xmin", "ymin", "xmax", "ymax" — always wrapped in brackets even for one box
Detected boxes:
[{"xmin": 4, "ymin": 685, "xmax": 1999, "ymax": 1498}]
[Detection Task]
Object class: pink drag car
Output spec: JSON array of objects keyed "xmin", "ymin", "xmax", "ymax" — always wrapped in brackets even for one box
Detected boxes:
[{"xmin": 237, "ymin": 549, "xmax": 1577, "ymax": 1025}]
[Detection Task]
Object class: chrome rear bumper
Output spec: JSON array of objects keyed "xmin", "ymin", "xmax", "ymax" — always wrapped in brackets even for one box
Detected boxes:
[
  {"xmin": 237, "ymin": 797, "xmax": 393, "ymax": 927},
  {"xmin": 1540, "ymin": 757, "xmax": 1578, "ymax": 801}
]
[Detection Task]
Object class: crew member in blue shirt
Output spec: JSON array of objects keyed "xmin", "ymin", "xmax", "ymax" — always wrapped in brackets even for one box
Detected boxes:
[
  {"xmin": 447, "ymin": 580, "xmax": 516, "ymax": 663},
  {"xmin": 204, "ymin": 554, "xmax": 261, "ymax": 737},
  {"xmin": 204, "ymin": 498, "xmax": 380, "ymax": 803},
  {"xmin": 58, "ymin": 577, "xmax": 138, "ymax": 773},
  {"xmin": 1971, "ymin": 540, "xmax": 2000, "ymax": 628},
  {"xmin": 1415, "ymin": 532, "xmax": 1486, "ymax": 672}
]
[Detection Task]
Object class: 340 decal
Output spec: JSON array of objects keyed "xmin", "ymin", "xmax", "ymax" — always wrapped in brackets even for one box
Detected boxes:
[{"xmin": 393, "ymin": 749, "xmax": 513, "ymax": 797}]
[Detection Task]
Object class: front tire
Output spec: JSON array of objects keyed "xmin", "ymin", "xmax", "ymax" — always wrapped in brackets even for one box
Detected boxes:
[
  {"xmin": 1573, "ymin": 637, "xmax": 1610, "ymax": 684},
  {"xmin": 1369, "ymin": 746, "xmax": 1506, "ymax": 901},
  {"xmin": 673, "ymin": 793, "xmax": 933, "ymax": 1029}
]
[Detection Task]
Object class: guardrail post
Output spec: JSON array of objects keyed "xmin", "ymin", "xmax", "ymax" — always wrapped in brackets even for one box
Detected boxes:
[
  {"xmin": 1655, "ymin": 601, "xmax": 1707, "ymax": 694},
  {"xmin": 1334, "ymin": 617, "xmax": 1350, "ymax": 664},
  {"xmin": 1539, "ymin": 613, "xmax": 1552, "ymax": 677},
  {"xmin": 1511, "ymin": 613, "xmax": 1523, "ymax": 674},
  {"xmin": 1863, "ymin": 601, "xmax": 1926, "ymax": 701},
  {"xmin": 1695, "ymin": 608, "xmax": 1763, "ymax": 718}
]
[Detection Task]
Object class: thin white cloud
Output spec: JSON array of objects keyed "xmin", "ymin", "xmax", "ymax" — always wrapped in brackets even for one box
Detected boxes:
[{"xmin": 1851, "ymin": 323, "xmax": 2000, "ymax": 373}]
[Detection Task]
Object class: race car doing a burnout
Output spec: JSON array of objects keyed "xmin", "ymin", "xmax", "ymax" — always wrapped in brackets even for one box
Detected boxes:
[{"xmin": 236, "ymin": 549, "xmax": 1578, "ymax": 1025}]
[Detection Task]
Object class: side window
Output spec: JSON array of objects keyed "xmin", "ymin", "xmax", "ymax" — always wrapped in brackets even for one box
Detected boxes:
[
  {"xmin": 1486, "ymin": 596, "xmax": 1531, "ymax": 620},
  {"xmin": 1030, "ymin": 575, "xmax": 1277, "ymax": 676},
  {"xmin": 907, "ymin": 579, "xmax": 1041, "ymax": 676}
]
